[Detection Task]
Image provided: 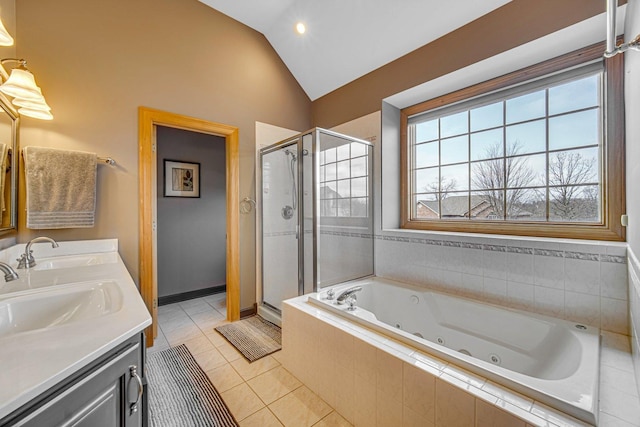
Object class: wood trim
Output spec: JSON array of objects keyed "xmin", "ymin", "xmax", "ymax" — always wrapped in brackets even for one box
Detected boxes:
[
  {"xmin": 138, "ymin": 107, "xmax": 240, "ymax": 348},
  {"xmin": 400, "ymin": 42, "xmax": 626, "ymax": 242}
]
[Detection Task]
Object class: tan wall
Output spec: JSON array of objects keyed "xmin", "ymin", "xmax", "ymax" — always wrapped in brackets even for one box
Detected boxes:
[
  {"xmin": 13, "ymin": 0, "xmax": 311, "ymax": 309},
  {"xmin": 311, "ymin": 0, "xmax": 612, "ymax": 128}
]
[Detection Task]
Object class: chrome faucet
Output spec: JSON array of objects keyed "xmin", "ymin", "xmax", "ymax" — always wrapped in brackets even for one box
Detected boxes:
[
  {"xmin": 17, "ymin": 237, "xmax": 59, "ymax": 269},
  {"xmin": 0, "ymin": 261, "xmax": 19, "ymax": 281},
  {"xmin": 336, "ymin": 286, "xmax": 363, "ymax": 305}
]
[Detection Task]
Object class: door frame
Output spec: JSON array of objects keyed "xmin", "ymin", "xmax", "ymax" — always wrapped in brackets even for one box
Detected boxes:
[{"xmin": 138, "ymin": 107, "xmax": 240, "ymax": 347}]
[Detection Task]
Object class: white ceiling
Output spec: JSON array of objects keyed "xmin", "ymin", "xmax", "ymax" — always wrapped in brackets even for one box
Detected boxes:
[{"xmin": 198, "ymin": 0, "xmax": 512, "ymax": 100}]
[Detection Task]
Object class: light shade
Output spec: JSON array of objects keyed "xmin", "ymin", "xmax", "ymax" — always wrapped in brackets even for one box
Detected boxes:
[
  {"xmin": 12, "ymin": 96, "xmax": 51, "ymax": 111},
  {"xmin": 0, "ymin": 68, "xmax": 43, "ymax": 99},
  {"xmin": 0, "ymin": 18, "xmax": 14, "ymax": 47},
  {"xmin": 18, "ymin": 107, "xmax": 53, "ymax": 120}
]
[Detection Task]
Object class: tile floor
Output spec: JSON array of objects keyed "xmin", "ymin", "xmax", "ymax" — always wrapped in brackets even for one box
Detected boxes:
[{"xmin": 148, "ymin": 294, "xmax": 351, "ymax": 427}]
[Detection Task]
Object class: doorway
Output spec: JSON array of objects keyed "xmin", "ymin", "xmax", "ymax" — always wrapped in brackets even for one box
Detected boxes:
[{"xmin": 139, "ymin": 107, "xmax": 240, "ymax": 347}]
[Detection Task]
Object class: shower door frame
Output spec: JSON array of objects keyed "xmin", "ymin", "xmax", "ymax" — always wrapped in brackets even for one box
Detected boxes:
[
  {"xmin": 259, "ymin": 128, "xmax": 375, "ymax": 312},
  {"xmin": 260, "ymin": 138, "xmax": 305, "ymax": 313}
]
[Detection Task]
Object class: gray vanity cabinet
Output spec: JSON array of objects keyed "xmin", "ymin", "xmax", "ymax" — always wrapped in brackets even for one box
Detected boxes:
[{"xmin": 1, "ymin": 334, "xmax": 146, "ymax": 427}]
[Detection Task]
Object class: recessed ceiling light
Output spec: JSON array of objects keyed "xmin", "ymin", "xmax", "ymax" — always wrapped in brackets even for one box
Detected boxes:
[{"xmin": 295, "ymin": 22, "xmax": 306, "ymax": 35}]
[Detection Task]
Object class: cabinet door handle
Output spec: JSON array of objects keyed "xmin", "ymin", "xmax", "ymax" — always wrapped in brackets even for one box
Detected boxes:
[{"xmin": 128, "ymin": 365, "xmax": 144, "ymax": 415}]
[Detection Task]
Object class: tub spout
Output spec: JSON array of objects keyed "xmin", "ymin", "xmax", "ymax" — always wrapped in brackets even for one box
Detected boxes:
[{"xmin": 336, "ymin": 286, "xmax": 362, "ymax": 305}]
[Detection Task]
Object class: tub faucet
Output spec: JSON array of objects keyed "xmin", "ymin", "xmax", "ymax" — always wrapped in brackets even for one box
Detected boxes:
[
  {"xmin": 336, "ymin": 286, "xmax": 362, "ymax": 305},
  {"xmin": 17, "ymin": 237, "xmax": 59, "ymax": 269},
  {"xmin": 0, "ymin": 262, "xmax": 19, "ymax": 281}
]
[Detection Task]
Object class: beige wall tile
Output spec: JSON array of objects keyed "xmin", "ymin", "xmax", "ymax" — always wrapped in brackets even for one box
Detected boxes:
[
  {"xmin": 403, "ymin": 361, "xmax": 436, "ymax": 422},
  {"xmin": 377, "ymin": 388, "xmax": 403, "ymax": 426},
  {"xmin": 403, "ymin": 405, "xmax": 435, "ymax": 427},
  {"xmin": 313, "ymin": 412, "xmax": 353, "ymax": 427},
  {"xmin": 333, "ymin": 363, "xmax": 356, "ymax": 424},
  {"xmin": 476, "ymin": 399, "xmax": 525, "ymax": 427},
  {"xmin": 353, "ymin": 376, "xmax": 377, "ymax": 427},
  {"xmin": 435, "ymin": 378, "xmax": 475, "ymax": 427},
  {"xmin": 354, "ymin": 337, "xmax": 377, "ymax": 386},
  {"xmin": 377, "ymin": 348, "xmax": 403, "ymax": 402}
]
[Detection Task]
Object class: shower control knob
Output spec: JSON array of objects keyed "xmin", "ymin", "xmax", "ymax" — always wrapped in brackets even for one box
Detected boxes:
[
  {"xmin": 346, "ymin": 295, "xmax": 357, "ymax": 311},
  {"xmin": 326, "ymin": 289, "xmax": 335, "ymax": 300}
]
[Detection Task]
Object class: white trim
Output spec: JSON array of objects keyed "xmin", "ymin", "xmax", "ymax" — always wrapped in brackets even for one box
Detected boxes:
[{"xmin": 384, "ymin": 6, "xmax": 627, "ymax": 110}]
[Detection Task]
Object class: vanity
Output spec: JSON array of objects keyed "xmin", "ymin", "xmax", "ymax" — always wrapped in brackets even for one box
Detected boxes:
[{"xmin": 0, "ymin": 239, "xmax": 152, "ymax": 426}]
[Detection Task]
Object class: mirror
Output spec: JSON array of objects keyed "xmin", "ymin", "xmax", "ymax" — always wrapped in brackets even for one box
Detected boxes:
[{"xmin": 0, "ymin": 92, "xmax": 17, "ymax": 231}]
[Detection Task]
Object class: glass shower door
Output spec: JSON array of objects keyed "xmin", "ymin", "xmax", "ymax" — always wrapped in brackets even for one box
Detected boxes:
[{"xmin": 261, "ymin": 142, "xmax": 300, "ymax": 311}]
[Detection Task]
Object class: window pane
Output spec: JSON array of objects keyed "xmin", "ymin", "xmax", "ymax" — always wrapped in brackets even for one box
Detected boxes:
[
  {"xmin": 325, "ymin": 162, "xmax": 336, "ymax": 180},
  {"xmin": 415, "ymin": 194, "xmax": 440, "ymax": 219},
  {"xmin": 549, "ymin": 109, "xmax": 600, "ymax": 150},
  {"xmin": 351, "ymin": 156, "xmax": 367, "ymax": 177},
  {"xmin": 506, "ymin": 188, "xmax": 545, "ymax": 221},
  {"xmin": 471, "ymin": 129, "xmax": 503, "ymax": 161},
  {"xmin": 549, "ymin": 184, "xmax": 600, "ymax": 222},
  {"xmin": 319, "ymin": 165, "xmax": 325, "ymax": 181},
  {"xmin": 336, "ymin": 144, "xmax": 350, "ymax": 161},
  {"xmin": 506, "ymin": 90, "xmax": 545, "ymax": 124},
  {"xmin": 351, "ymin": 177, "xmax": 367, "ymax": 197},
  {"xmin": 351, "ymin": 198, "xmax": 368, "ymax": 217},
  {"xmin": 415, "ymin": 167, "xmax": 439, "ymax": 193},
  {"xmin": 441, "ymin": 192, "xmax": 469, "ymax": 219},
  {"xmin": 506, "ymin": 120, "xmax": 546, "ymax": 155},
  {"xmin": 319, "ymin": 150, "xmax": 326, "ymax": 165},
  {"xmin": 416, "ymin": 119, "xmax": 439, "ymax": 142},
  {"xmin": 351, "ymin": 142, "xmax": 367, "ymax": 157},
  {"xmin": 471, "ymin": 159, "xmax": 504, "ymax": 190},
  {"xmin": 337, "ymin": 198, "xmax": 350, "ymax": 216},
  {"xmin": 441, "ymin": 135, "xmax": 468, "ymax": 165},
  {"xmin": 321, "ymin": 199, "xmax": 336, "ymax": 216},
  {"xmin": 470, "ymin": 101, "xmax": 503, "ymax": 132},
  {"xmin": 337, "ymin": 179, "xmax": 350, "ymax": 198},
  {"xmin": 470, "ymin": 191, "xmax": 502, "ymax": 220},
  {"xmin": 506, "ymin": 153, "xmax": 545, "ymax": 188},
  {"xmin": 441, "ymin": 111, "xmax": 468, "ymax": 138},
  {"xmin": 320, "ymin": 182, "xmax": 338, "ymax": 199},
  {"xmin": 416, "ymin": 142, "xmax": 439, "ymax": 168},
  {"xmin": 324, "ymin": 147, "xmax": 336, "ymax": 163},
  {"xmin": 441, "ymin": 164, "xmax": 468, "ymax": 191},
  {"xmin": 336, "ymin": 160, "xmax": 350, "ymax": 180},
  {"xmin": 548, "ymin": 148, "xmax": 599, "ymax": 187},
  {"xmin": 549, "ymin": 74, "xmax": 600, "ymax": 115}
]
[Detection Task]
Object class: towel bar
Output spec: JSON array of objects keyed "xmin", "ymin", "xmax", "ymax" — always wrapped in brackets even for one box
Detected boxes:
[{"xmin": 98, "ymin": 157, "xmax": 116, "ymax": 165}]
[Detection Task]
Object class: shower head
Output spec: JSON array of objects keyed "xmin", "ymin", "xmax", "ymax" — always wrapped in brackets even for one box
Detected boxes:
[{"xmin": 284, "ymin": 149, "xmax": 297, "ymax": 161}]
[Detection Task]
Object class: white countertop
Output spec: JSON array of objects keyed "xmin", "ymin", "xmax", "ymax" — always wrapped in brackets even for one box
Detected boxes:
[{"xmin": 0, "ymin": 239, "xmax": 151, "ymax": 420}]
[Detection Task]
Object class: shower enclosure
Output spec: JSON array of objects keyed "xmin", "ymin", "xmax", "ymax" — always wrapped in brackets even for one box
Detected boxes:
[{"xmin": 259, "ymin": 128, "xmax": 374, "ymax": 324}]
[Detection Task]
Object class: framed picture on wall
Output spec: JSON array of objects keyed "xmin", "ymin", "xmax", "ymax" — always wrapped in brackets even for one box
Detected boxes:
[{"xmin": 164, "ymin": 160, "xmax": 200, "ymax": 198}]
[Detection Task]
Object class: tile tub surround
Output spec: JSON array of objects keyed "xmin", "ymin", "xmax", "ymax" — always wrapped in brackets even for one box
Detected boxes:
[
  {"xmin": 281, "ymin": 295, "xmax": 640, "ymax": 427},
  {"xmin": 375, "ymin": 232, "xmax": 629, "ymax": 334}
]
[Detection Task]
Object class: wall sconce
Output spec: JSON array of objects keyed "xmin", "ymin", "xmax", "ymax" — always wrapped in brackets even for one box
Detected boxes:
[
  {"xmin": 0, "ymin": 59, "xmax": 52, "ymax": 120},
  {"xmin": 605, "ymin": 0, "xmax": 640, "ymax": 57},
  {"xmin": 0, "ymin": 15, "xmax": 52, "ymax": 120},
  {"xmin": 0, "ymin": 18, "xmax": 13, "ymax": 46}
]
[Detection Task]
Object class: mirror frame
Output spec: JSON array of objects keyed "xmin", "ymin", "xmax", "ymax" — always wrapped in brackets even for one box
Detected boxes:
[{"xmin": 0, "ymin": 92, "xmax": 18, "ymax": 233}]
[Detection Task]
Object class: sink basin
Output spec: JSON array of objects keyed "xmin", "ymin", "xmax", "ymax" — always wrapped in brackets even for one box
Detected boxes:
[
  {"xmin": 0, "ymin": 281, "xmax": 123, "ymax": 338},
  {"xmin": 32, "ymin": 252, "xmax": 119, "ymax": 271}
]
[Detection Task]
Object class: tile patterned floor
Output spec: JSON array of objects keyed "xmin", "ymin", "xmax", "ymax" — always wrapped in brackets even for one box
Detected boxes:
[{"xmin": 148, "ymin": 294, "xmax": 351, "ymax": 427}]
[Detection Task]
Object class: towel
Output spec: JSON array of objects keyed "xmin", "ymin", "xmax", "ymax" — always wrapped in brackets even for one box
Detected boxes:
[
  {"xmin": 0, "ymin": 143, "xmax": 7, "ymax": 212},
  {"xmin": 24, "ymin": 146, "xmax": 97, "ymax": 229}
]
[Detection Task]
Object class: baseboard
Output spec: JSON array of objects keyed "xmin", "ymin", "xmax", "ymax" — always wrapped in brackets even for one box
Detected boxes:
[
  {"xmin": 240, "ymin": 303, "xmax": 257, "ymax": 319},
  {"xmin": 158, "ymin": 285, "xmax": 226, "ymax": 306}
]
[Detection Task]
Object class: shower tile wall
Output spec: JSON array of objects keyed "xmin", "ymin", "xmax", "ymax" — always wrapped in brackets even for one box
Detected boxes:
[
  {"xmin": 318, "ymin": 229, "xmax": 373, "ymax": 287},
  {"xmin": 375, "ymin": 233, "xmax": 629, "ymax": 334},
  {"xmin": 629, "ymin": 247, "xmax": 640, "ymax": 397}
]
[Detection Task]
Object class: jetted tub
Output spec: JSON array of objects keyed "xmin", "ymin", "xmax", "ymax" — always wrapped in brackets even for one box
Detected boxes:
[{"xmin": 308, "ymin": 277, "xmax": 600, "ymax": 425}]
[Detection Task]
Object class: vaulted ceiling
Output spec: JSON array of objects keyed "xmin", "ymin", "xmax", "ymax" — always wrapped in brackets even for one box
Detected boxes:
[{"xmin": 198, "ymin": 0, "xmax": 512, "ymax": 100}]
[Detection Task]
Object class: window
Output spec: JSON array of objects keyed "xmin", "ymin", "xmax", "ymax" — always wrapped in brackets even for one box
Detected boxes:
[
  {"xmin": 319, "ymin": 141, "xmax": 370, "ymax": 219},
  {"xmin": 401, "ymin": 44, "xmax": 625, "ymax": 241}
]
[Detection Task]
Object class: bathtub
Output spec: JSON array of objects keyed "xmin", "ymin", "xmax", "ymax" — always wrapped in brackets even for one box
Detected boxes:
[{"xmin": 308, "ymin": 277, "xmax": 600, "ymax": 425}]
